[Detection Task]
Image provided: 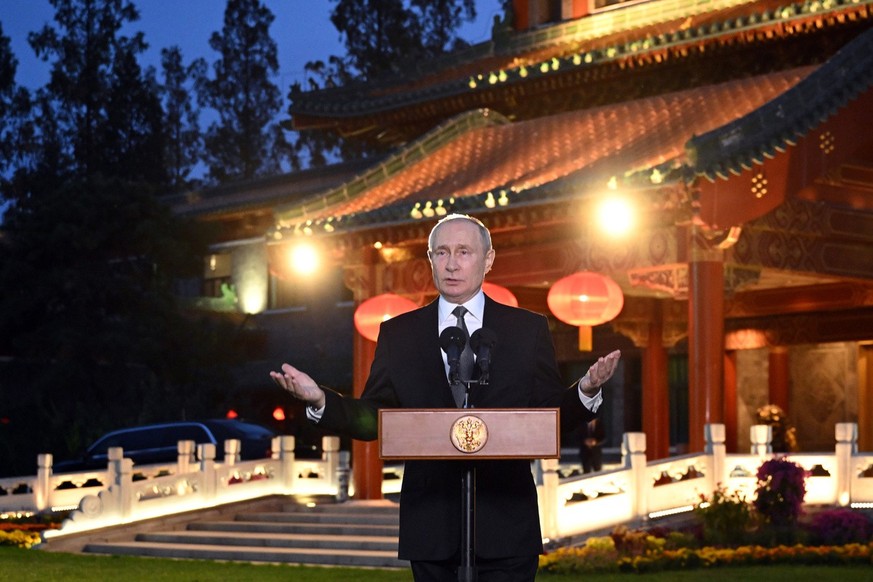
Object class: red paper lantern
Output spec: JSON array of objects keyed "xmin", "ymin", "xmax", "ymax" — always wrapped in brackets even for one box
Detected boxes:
[
  {"xmin": 547, "ymin": 272, "xmax": 624, "ymax": 325},
  {"xmin": 482, "ymin": 281, "xmax": 518, "ymax": 307},
  {"xmin": 547, "ymin": 272, "xmax": 624, "ymax": 351},
  {"xmin": 354, "ymin": 293, "xmax": 418, "ymax": 342}
]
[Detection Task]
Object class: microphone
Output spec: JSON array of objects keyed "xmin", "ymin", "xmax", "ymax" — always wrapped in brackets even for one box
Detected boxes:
[
  {"xmin": 439, "ymin": 326, "xmax": 468, "ymax": 384},
  {"xmin": 470, "ymin": 328, "xmax": 497, "ymax": 385}
]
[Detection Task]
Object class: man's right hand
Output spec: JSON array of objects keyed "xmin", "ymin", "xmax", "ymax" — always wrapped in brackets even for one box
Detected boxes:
[{"xmin": 270, "ymin": 364, "xmax": 326, "ymax": 409}]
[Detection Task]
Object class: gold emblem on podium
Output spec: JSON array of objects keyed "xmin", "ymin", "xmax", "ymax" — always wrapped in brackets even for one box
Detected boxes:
[{"xmin": 450, "ymin": 415, "xmax": 488, "ymax": 453}]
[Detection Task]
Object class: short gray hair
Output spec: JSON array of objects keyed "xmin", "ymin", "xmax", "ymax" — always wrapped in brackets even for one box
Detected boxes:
[{"xmin": 427, "ymin": 213, "xmax": 492, "ymax": 253}]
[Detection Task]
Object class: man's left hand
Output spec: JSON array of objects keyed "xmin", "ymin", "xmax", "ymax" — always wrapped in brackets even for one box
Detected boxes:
[{"xmin": 580, "ymin": 349, "xmax": 621, "ymax": 396}]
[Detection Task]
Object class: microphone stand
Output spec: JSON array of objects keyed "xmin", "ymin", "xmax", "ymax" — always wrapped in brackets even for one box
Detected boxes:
[
  {"xmin": 459, "ymin": 379, "xmax": 477, "ymax": 582},
  {"xmin": 453, "ymin": 328, "xmax": 493, "ymax": 582}
]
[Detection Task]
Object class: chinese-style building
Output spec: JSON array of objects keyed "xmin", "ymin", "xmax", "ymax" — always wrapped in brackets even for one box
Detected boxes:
[{"xmin": 173, "ymin": 0, "xmax": 873, "ymax": 499}]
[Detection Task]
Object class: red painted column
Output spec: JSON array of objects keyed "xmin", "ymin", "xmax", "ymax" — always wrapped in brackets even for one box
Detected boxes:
[
  {"xmin": 350, "ymin": 247, "xmax": 382, "ymax": 500},
  {"xmin": 643, "ymin": 299, "xmax": 670, "ymax": 459},
  {"xmin": 687, "ymin": 253, "xmax": 725, "ymax": 452},
  {"xmin": 723, "ymin": 350, "xmax": 738, "ymax": 453},
  {"xmin": 352, "ymin": 333, "xmax": 382, "ymax": 500},
  {"xmin": 768, "ymin": 347, "xmax": 790, "ymax": 412}
]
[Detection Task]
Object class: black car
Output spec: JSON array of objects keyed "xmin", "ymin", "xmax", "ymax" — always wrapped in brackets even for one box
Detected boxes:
[{"xmin": 53, "ymin": 419, "xmax": 277, "ymax": 472}]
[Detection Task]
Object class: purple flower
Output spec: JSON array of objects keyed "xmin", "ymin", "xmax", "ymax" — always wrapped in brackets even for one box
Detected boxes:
[{"xmin": 753, "ymin": 457, "xmax": 807, "ymax": 526}]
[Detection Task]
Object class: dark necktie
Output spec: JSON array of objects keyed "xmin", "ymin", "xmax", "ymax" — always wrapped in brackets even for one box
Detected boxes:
[{"xmin": 451, "ymin": 305, "xmax": 475, "ymax": 407}]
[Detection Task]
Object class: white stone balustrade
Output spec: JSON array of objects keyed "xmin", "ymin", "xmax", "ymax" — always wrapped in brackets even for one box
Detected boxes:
[{"xmin": 1, "ymin": 423, "xmax": 872, "ymax": 542}]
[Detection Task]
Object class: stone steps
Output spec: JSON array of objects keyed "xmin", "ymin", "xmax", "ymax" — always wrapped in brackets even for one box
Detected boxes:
[{"xmin": 82, "ymin": 499, "xmax": 408, "ymax": 569}]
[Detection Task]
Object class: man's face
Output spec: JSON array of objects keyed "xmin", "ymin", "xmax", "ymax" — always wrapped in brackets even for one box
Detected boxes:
[{"xmin": 428, "ymin": 219, "xmax": 495, "ymax": 304}]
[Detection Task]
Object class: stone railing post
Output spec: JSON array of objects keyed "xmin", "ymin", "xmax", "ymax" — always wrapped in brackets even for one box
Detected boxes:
[
  {"xmin": 337, "ymin": 451, "xmax": 351, "ymax": 502},
  {"xmin": 224, "ymin": 439, "xmax": 241, "ymax": 466},
  {"xmin": 835, "ymin": 422, "xmax": 858, "ymax": 507},
  {"xmin": 198, "ymin": 443, "xmax": 216, "ymax": 499},
  {"xmin": 107, "ymin": 447, "xmax": 124, "ymax": 485},
  {"xmin": 322, "ymin": 436, "xmax": 341, "ymax": 491},
  {"xmin": 705, "ymin": 423, "xmax": 726, "ymax": 491},
  {"xmin": 117, "ymin": 457, "xmax": 134, "ymax": 520},
  {"xmin": 278, "ymin": 436, "xmax": 296, "ymax": 492},
  {"xmin": 539, "ymin": 457, "xmax": 560, "ymax": 541},
  {"xmin": 750, "ymin": 424, "xmax": 772, "ymax": 456},
  {"xmin": 177, "ymin": 440, "xmax": 195, "ymax": 474},
  {"xmin": 35, "ymin": 453, "xmax": 52, "ymax": 512},
  {"xmin": 623, "ymin": 432, "xmax": 648, "ymax": 519}
]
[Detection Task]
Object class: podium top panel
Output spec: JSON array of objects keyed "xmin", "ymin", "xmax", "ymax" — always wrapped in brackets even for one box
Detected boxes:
[{"xmin": 378, "ymin": 408, "xmax": 560, "ymax": 460}]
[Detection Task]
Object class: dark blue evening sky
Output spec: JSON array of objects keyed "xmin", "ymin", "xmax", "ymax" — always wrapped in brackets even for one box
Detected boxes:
[{"xmin": 0, "ymin": 0, "xmax": 504, "ymax": 93}]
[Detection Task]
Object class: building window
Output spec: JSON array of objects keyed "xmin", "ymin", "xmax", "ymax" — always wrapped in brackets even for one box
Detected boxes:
[{"xmin": 203, "ymin": 253, "xmax": 232, "ymax": 298}]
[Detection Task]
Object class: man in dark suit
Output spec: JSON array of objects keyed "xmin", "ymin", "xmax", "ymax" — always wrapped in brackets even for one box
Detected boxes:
[
  {"xmin": 271, "ymin": 214, "xmax": 620, "ymax": 581},
  {"xmin": 580, "ymin": 418, "xmax": 606, "ymax": 473}
]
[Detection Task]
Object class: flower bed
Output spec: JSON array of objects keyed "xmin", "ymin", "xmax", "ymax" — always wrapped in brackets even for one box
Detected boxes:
[
  {"xmin": 0, "ymin": 530, "xmax": 42, "ymax": 549},
  {"xmin": 539, "ymin": 533, "xmax": 873, "ymax": 574},
  {"xmin": 0, "ymin": 513, "xmax": 62, "ymax": 548},
  {"xmin": 541, "ymin": 455, "xmax": 873, "ymax": 574}
]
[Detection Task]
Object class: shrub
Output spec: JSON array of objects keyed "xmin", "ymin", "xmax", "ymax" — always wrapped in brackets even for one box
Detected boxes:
[
  {"xmin": 610, "ymin": 524, "xmax": 664, "ymax": 557},
  {"xmin": 694, "ymin": 485, "xmax": 754, "ymax": 546},
  {"xmin": 754, "ymin": 457, "xmax": 807, "ymax": 526},
  {"xmin": 806, "ymin": 508, "xmax": 873, "ymax": 546}
]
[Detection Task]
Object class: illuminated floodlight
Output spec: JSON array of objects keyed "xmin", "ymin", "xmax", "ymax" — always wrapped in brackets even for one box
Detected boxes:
[
  {"xmin": 595, "ymin": 197, "xmax": 635, "ymax": 237},
  {"xmin": 288, "ymin": 242, "xmax": 319, "ymax": 276}
]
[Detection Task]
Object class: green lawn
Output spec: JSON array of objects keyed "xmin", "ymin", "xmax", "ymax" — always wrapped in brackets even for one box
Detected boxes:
[
  {"xmin": 0, "ymin": 547, "xmax": 413, "ymax": 581},
  {"xmin": 2, "ymin": 547, "xmax": 872, "ymax": 581}
]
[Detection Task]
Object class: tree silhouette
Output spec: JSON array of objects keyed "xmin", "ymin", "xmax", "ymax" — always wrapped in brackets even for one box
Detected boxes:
[
  {"xmin": 0, "ymin": 0, "xmax": 237, "ymax": 476},
  {"xmin": 197, "ymin": 0, "xmax": 287, "ymax": 183},
  {"xmin": 158, "ymin": 47, "xmax": 206, "ymax": 193},
  {"xmin": 26, "ymin": 0, "xmax": 162, "ymax": 180},
  {"xmin": 287, "ymin": 0, "xmax": 479, "ymax": 167},
  {"xmin": 0, "ymin": 22, "xmax": 31, "ymax": 180}
]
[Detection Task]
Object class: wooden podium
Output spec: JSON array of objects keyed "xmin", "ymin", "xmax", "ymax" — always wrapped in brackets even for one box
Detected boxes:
[
  {"xmin": 379, "ymin": 408, "xmax": 560, "ymax": 460},
  {"xmin": 379, "ymin": 408, "xmax": 560, "ymax": 581}
]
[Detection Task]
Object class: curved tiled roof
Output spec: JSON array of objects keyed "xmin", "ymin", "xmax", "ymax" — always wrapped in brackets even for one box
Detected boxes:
[
  {"xmin": 275, "ymin": 67, "xmax": 812, "ymax": 235},
  {"xmin": 289, "ymin": 0, "xmax": 872, "ymax": 142},
  {"xmin": 291, "ymin": 0, "xmax": 770, "ymax": 116},
  {"xmin": 167, "ymin": 158, "xmax": 376, "ymax": 218},
  {"xmin": 274, "ymin": 21, "xmax": 873, "ymax": 238},
  {"xmin": 687, "ymin": 24, "xmax": 873, "ymax": 180}
]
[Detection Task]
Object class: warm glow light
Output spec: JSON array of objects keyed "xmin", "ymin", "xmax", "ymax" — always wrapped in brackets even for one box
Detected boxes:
[
  {"xmin": 226, "ymin": 409, "xmax": 238, "ymax": 419},
  {"xmin": 595, "ymin": 197, "xmax": 634, "ymax": 237},
  {"xmin": 288, "ymin": 242, "xmax": 319, "ymax": 276},
  {"xmin": 725, "ymin": 328, "xmax": 768, "ymax": 350},
  {"xmin": 272, "ymin": 407, "xmax": 286, "ymax": 422},
  {"xmin": 239, "ymin": 284, "xmax": 267, "ymax": 314}
]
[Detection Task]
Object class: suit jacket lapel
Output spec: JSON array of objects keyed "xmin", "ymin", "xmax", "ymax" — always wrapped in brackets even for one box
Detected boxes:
[{"xmin": 419, "ymin": 300, "xmax": 457, "ymax": 408}]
